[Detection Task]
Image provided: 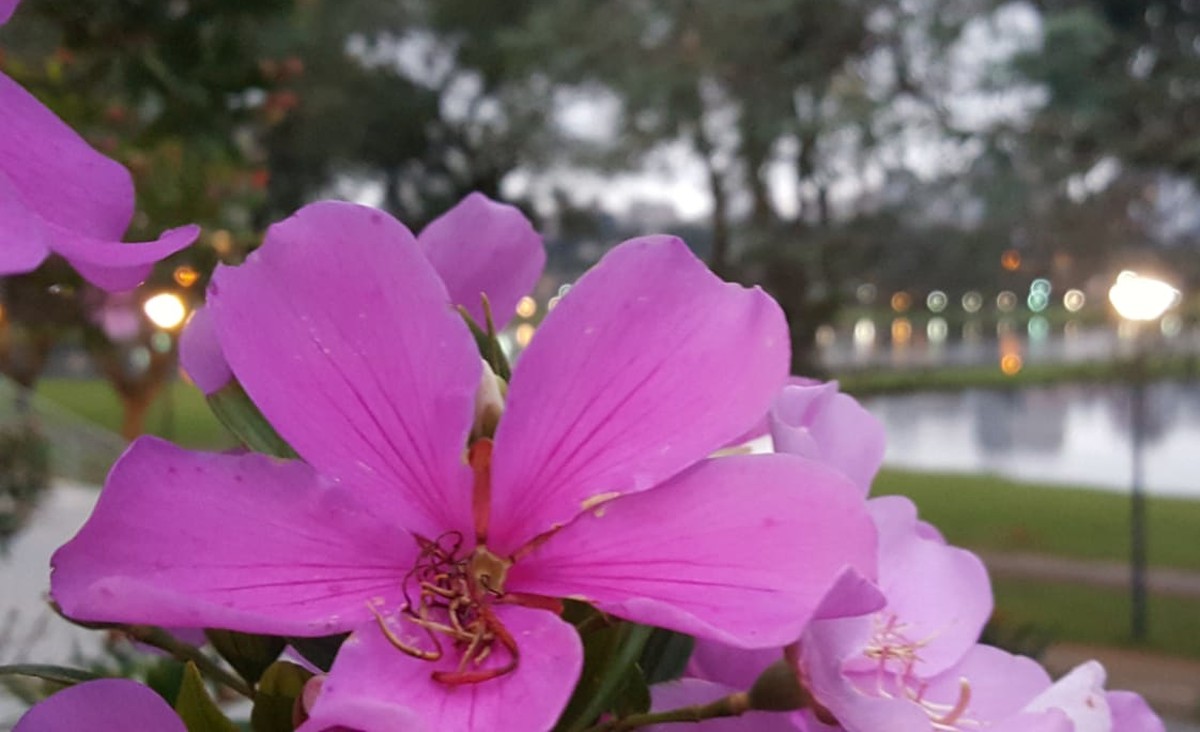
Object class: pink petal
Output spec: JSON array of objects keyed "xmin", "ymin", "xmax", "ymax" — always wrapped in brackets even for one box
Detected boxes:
[
  {"xmin": 208, "ymin": 202, "xmax": 480, "ymax": 539},
  {"xmin": 1107, "ymin": 691, "xmax": 1165, "ymax": 732},
  {"xmin": 0, "ymin": 73, "xmax": 195, "ymax": 291},
  {"xmin": 649, "ymin": 679, "xmax": 798, "ymax": 732},
  {"xmin": 1022, "ymin": 661, "xmax": 1112, "ymax": 732},
  {"xmin": 14, "ymin": 679, "xmax": 185, "ymax": 732},
  {"xmin": 844, "ymin": 496, "xmax": 991, "ymax": 677},
  {"xmin": 811, "ymin": 567, "xmax": 886, "ymax": 621},
  {"xmin": 178, "ymin": 305, "xmax": 232, "ymax": 395},
  {"xmin": 418, "ymin": 192, "xmax": 544, "ymax": 329},
  {"xmin": 488, "ymin": 236, "xmax": 790, "ymax": 553},
  {"xmin": 920, "ymin": 644, "xmax": 1053, "ymax": 724},
  {"xmin": 687, "ymin": 640, "xmax": 780, "ymax": 690},
  {"xmin": 49, "ymin": 223, "xmax": 199, "ymax": 292},
  {"xmin": 52, "ymin": 437, "xmax": 415, "ymax": 635},
  {"xmin": 509, "ymin": 454, "xmax": 877, "ymax": 649},
  {"xmin": 0, "ymin": 171, "xmax": 51, "ymax": 274},
  {"xmin": 305, "ymin": 605, "xmax": 581, "ymax": 732},
  {"xmin": 769, "ymin": 380, "xmax": 885, "ymax": 496},
  {"xmin": 0, "ymin": 0, "xmax": 18, "ymax": 24}
]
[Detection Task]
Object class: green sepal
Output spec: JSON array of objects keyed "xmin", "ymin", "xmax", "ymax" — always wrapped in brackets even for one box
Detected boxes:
[
  {"xmin": 287, "ymin": 633, "xmax": 348, "ymax": 673},
  {"xmin": 205, "ymin": 629, "xmax": 286, "ymax": 687},
  {"xmin": 638, "ymin": 628, "xmax": 695, "ymax": 684},
  {"xmin": 174, "ymin": 662, "xmax": 238, "ymax": 732},
  {"xmin": 251, "ymin": 661, "xmax": 314, "ymax": 732},
  {"xmin": 207, "ymin": 381, "xmax": 295, "ymax": 458},
  {"xmin": 0, "ymin": 664, "xmax": 104, "ymax": 686},
  {"xmin": 459, "ymin": 302, "xmax": 512, "ymax": 382}
]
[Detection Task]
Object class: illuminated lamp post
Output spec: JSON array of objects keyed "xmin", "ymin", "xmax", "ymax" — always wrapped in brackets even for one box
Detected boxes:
[
  {"xmin": 1107, "ymin": 271, "xmax": 1180, "ymax": 641},
  {"xmin": 143, "ymin": 292, "xmax": 189, "ymax": 440}
]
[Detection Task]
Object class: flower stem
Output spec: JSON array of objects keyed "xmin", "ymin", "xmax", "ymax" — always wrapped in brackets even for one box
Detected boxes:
[
  {"xmin": 122, "ymin": 625, "xmax": 255, "ymax": 699},
  {"xmin": 585, "ymin": 691, "xmax": 752, "ymax": 731}
]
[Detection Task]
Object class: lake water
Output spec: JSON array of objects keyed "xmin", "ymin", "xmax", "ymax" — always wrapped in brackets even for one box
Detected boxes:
[{"xmin": 863, "ymin": 380, "xmax": 1200, "ymax": 497}]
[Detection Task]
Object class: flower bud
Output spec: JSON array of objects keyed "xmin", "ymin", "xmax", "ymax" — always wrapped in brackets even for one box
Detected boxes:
[{"xmin": 472, "ymin": 359, "xmax": 506, "ymax": 439}]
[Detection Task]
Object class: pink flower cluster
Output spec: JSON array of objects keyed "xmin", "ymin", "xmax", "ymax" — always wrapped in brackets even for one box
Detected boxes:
[{"xmin": 660, "ymin": 380, "xmax": 1166, "ymax": 732}]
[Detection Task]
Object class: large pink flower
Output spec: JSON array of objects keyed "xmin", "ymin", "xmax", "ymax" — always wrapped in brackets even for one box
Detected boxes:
[
  {"xmin": 52, "ymin": 202, "xmax": 877, "ymax": 731},
  {"xmin": 0, "ymin": 72, "xmax": 198, "ymax": 290},
  {"xmin": 180, "ymin": 192, "xmax": 543, "ymax": 394},
  {"xmin": 0, "ymin": 0, "xmax": 18, "ymax": 25}
]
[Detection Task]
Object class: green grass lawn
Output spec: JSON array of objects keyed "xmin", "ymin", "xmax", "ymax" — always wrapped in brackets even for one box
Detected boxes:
[
  {"xmin": 874, "ymin": 469, "xmax": 1200, "ymax": 572},
  {"xmin": 990, "ymin": 577, "xmax": 1200, "ymax": 660},
  {"xmin": 37, "ymin": 378, "xmax": 233, "ymax": 451}
]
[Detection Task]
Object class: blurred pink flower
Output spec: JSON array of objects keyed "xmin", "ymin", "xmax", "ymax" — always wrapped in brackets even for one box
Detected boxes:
[
  {"xmin": 14, "ymin": 679, "xmax": 185, "ymax": 732},
  {"xmin": 0, "ymin": 73, "xmax": 197, "ymax": 290}
]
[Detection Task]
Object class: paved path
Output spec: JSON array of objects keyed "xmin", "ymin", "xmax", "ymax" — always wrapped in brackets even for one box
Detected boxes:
[
  {"xmin": 980, "ymin": 551, "xmax": 1200, "ymax": 598},
  {"xmin": 979, "ymin": 552, "xmax": 1200, "ymax": 725}
]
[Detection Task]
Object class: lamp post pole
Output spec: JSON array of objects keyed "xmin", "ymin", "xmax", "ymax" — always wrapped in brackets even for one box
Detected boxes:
[
  {"xmin": 1129, "ymin": 337, "xmax": 1147, "ymax": 641},
  {"xmin": 1108, "ymin": 270, "xmax": 1180, "ymax": 643}
]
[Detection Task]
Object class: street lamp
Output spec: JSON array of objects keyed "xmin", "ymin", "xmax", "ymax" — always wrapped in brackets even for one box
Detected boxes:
[
  {"xmin": 142, "ymin": 292, "xmax": 190, "ymax": 440},
  {"xmin": 143, "ymin": 292, "xmax": 188, "ymax": 330},
  {"xmin": 1107, "ymin": 271, "xmax": 1181, "ymax": 641}
]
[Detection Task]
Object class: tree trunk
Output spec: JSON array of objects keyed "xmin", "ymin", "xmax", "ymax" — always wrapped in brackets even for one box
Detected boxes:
[
  {"xmin": 695, "ymin": 126, "xmax": 731, "ymax": 277},
  {"xmin": 120, "ymin": 395, "xmax": 153, "ymax": 441}
]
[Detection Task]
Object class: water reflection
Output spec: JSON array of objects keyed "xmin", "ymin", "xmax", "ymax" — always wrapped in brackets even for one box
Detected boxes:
[{"xmin": 864, "ymin": 381, "xmax": 1200, "ymax": 496}]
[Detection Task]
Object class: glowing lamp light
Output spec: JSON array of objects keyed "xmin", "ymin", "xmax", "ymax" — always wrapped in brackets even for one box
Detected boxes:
[
  {"xmin": 1108, "ymin": 271, "xmax": 1180, "ymax": 322},
  {"xmin": 143, "ymin": 292, "xmax": 188, "ymax": 330}
]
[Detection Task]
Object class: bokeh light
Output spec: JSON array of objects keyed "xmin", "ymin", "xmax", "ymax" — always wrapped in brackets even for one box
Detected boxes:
[
  {"xmin": 1000, "ymin": 353, "xmax": 1023, "ymax": 375},
  {"xmin": 926, "ymin": 290, "xmax": 947, "ymax": 313},
  {"xmin": 856, "ymin": 283, "xmax": 877, "ymax": 305},
  {"xmin": 1063, "ymin": 289, "xmax": 1086, "ymax": 312},
  {"xmin": 1108, "ymin": 271, "xmax": 1181, "ymax": 321},
  {"xmin": 1026, "ymin": 291, "xmax": 1049, "ymax": 312},
  {"xmin": 515, "ymin": 323, "xmax": 536, "ymax": 347},
  {"xmin": 143, "ymin": 292, "xmax": 188, "ymax": 329},
  {"xmin": 927, "ymin": 317, "xmax": 948, "ymax": 344},
  {"xmin": 1000, "ymin": 249, "xmax": 1021, "ymax": 271},
  {"xmin": 853, "ymin": 318, "xmax": 876, "ymax": 349},
  {"xmin": 961, "ymin": 291, "xmax": 983, "ymax": 313},
  {"xmin": 173, "ymin": 265, "xmax": 199, "ymax": 288},
  {"xmin": 891, "ymin": 317, "xmax": 912, "ymax": 345},
  {"xmin": 890, "ymin": 292, "xmax": 911, "ymax": 313},
  {"xmin": 1027, "ymin": 315, "xmax": 1049, "ymax": 341},
  {"xmin": 996, "ymin": 291, "xmax": 1017, "ymax": 312},
  {"xmin": 515, "ymin": 295, "xmax": 537, "ymax": 319}
]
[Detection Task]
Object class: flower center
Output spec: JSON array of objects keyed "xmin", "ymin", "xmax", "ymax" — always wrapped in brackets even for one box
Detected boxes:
[
  {"xmin": 857, "ymin": 613, "xmax": 975, "ymax": 730},
  {"xmin": 369, "ymin": 531, "xmax": 519, "ymax": 685}
]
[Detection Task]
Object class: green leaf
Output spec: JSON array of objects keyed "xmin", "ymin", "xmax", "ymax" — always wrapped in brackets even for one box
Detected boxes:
[
  {"xmin": 251, "ymin": 661, "xmax": 313, "ymax": 732},
  {"xmin": 174, "ymin": 662, "xmax": 238, "ymax": 732},
  {"xmin": 638, "ymin": 628, "xmax": 695, "ymax": 684},
  {"xmin": 207, "ymin": 381, "xmax": 295, "ymax": 458},
  {"xmin": 612, "ymin": 663, "xmax": 651, "ymax": 718},
  {"xmin": 554, "ymin": 622, "xmax": 654, "ymax": 732},
  {"xmin": 0, "ymin": 664, "xmax": 103, "ymax": 686},
  {"xmin": 287, "ymin": 634, "xmax": 348, "ymax": 673},
  {"xmin": 205, "ymin": 629, "xmax": 286, "ymax": 687}
]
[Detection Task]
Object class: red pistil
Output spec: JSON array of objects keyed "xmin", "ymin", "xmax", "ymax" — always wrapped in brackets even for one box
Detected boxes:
[{"xmin": 470, "ymin": 438, "xmax": 493, "ymax": 544}]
